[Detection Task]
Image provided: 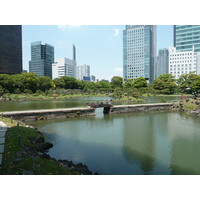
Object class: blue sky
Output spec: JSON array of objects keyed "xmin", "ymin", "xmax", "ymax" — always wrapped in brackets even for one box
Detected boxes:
[
  {"xmin": 22, "ymin": 25, "xmax": 173, "ymax": 80},
  {"xmin": 22, "ymin": 25, "xmax": 173, "ymax": 81}
]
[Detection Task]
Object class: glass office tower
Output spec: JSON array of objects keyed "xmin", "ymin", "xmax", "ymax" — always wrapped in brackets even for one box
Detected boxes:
[
  {"xmin": 174, "ymin": 25, "xmax": 200, "ymax": 52},
  {"xmin": 156, "ymin": 48, "xmax": 169, "ymax": 78},
  {"xmin": 0, "ymin": 25, "xmax": 22, "ymax": 74},
  {"xmin": 123, "ymin": 25, "xmax": 156, "ymax": 83},
  {"xmin": 29, "ymin": 41, "xmax": 54, "ymax": 78}
]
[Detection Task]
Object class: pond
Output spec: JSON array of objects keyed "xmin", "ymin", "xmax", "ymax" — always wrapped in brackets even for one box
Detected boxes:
[
  {"xmin": 2, "ymin": 95, "xmax": 198, "ymax": 175},
  {"xmin": 27, "ymin": 107, "xmax": 200, "ymax": 175},
  {"xmin": 0, "ymin": 95, "xmax": 182, "ymax": 112}
]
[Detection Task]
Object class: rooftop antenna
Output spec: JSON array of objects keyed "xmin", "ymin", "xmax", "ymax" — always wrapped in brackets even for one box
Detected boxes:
[{"xmin": 73, "ymin": 44, "xmax": 76, "ymax": 61}]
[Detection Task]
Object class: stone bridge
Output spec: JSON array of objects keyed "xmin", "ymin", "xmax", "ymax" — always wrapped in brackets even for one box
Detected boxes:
[
  {"xmin": 87, "ymin": 101, "xmax": 174, "ymax": 114},
  {"xmin": 87, "ymin": 101, "xmax": 113, "ymax": 114}
]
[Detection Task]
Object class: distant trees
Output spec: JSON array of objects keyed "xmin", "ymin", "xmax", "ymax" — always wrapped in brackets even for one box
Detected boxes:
[{"xmin": 1, "ymin": 72, "xmax": 200, "ymax": 97}]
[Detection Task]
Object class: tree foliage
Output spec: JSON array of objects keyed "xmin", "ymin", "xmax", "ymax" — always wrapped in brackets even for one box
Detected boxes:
[
  {"xmin": 2, "ymin": 72, "xmax": 200, "ymax": 96},
  {"xmin": 152, "ymin": 74, "xmax": 177, "ymax": 94},
  {"xmin": 177, "ymin": 72, "xmax": 199, "ymax": 92},
  {"xmin": 123, "ymin": 79, "xmax": 133, "ymax": 90},
  {"xmin": 132, "ymin": 77, "xmax": 148, "ymax": 94},
  {"xmin": 111, "ymin": 76, "xmax": 123, "ymax": 89},
  {"xmin": 38, "ymin": 76, "xmax": 55, "ymax": 92},
  {"xmin": 112, "ymin": 87, "xmax": 123, "ymax": 99}
]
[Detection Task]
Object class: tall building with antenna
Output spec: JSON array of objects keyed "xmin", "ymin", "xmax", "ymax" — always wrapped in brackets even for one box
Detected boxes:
[{"xmin": 52, "ymin": 44, "xmax": 77, "ymax": 79}]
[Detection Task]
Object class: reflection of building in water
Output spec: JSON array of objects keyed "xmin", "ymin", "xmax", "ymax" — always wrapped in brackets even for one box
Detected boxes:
[
  {"xmin": 122, "ymin": 113, "xmax": 155, "ymax": 174},
  {"xmin": 122, "ymin": 112, "xmax": 173, "ymax": 175},
  {"xmin": 167, "ymin": 113, "xmax": 200, "ymax": 175}
]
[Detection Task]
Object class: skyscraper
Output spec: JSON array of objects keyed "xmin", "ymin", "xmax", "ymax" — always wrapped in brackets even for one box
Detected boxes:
[
  {"xmin": 0, "ymin": 25, "xmax": 22, "ymax": 74},
  {"xmin": 123, "ymin": 25, "xmax": 156, "ymax": 83},
  {"xmin": 174, "ymin": 25, "xmax": 200, "ymax": 52},
  {"xmin": 29, "ymin": 41, "xmax": 54, "ymax": 78},
  {"xmin": 156, "ymin": 48, "xmax": 169, "ymax": 78}
]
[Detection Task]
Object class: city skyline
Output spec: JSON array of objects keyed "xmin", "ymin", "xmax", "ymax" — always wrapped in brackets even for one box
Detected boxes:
[{"xmin": 22, "ymin": 25, "xmax": 173, "ymax": 81}]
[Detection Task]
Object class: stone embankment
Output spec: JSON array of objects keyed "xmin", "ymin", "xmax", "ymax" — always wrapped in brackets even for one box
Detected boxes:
[
  {"xmin": 109, "ymin": 103, "xmax": 174, "ymax": 114},
  {"xmin": 1, "ymin": 107, "xmax": 95, "ymax": 122},
  {"xmin": 189, "ymin": 107, "xmax": 200, "ymax": 116}
]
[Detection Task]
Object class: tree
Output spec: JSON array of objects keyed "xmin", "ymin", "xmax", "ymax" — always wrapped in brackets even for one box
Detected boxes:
[
  {"xmin": 99, "ymin": 81, "xmax": 111, "ymax": 89},
  {"xmin": 112, "ymin": 87, "xmax": 123, "ymax": 99},
  {"xmin": 83, "ymin": 82, "xmax": 96, "ymax": 93},
  {"xmin": 132, "ymin": 77, "xmax": 148, "ymax": 89},
  {"xmin": 38, "ymin": 76, "xmax": 55, "ymax": 92},
  {"xmin": 16, "ymin": 72, "xmax": 39, "ymax": 93},
  {"xmin": 95, "ymin": 81, "xmax": 111, "ymax": 93},
  {"xmin": 125, "ymin": 88, "xmax": 133, "ymax": 98},
  {"xmin": 177, "ymin": 72, "xmax": 199, "ymax": 92},
  {"xmin": 61, "ymin": 76, "xmax": 79, "ymax": 89},
  {"xmin": 111, "ymin": 76, "xmax": 123, "ymax": 89},
  {"xmin": 123, "ymin": 79, "xmax": 133, "ymax": 90},
  {"xmin": 53, "ymin": 78, "xmax": 66, "ymax": 89},
  {"xmin": 192, "ymin": 76, "xmax": 200, "ymax": 92},
  {"xmin": 132, "ymin": 88, "xmax": 142, "ymax": 99},
  {"xmin": 0, "ymin": 74, "xmax": 15, "ymax": 93},
  {"xmin": 76, "ymin": 80, "xmax": 85, "ymax": 90},
  {"xmin": 152, "ymin": 74, "xmax": 177, "ymax": 94}
]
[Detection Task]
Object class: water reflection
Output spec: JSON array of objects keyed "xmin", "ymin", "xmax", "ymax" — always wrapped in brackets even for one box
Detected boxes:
[
  {"xmin": 0, "ymin": 96, "xmax": 182, "ymax": 112},
  {"xmin": 27, "ymin": 110, "xmax": 200, "ymax": 175},
  {"xmin": 122, "ymin": 113, "xmax": 155, "ymax": 174},
  {"xmin": 167, "ymin": 113, "xmax": 200, "ymax": 175}
]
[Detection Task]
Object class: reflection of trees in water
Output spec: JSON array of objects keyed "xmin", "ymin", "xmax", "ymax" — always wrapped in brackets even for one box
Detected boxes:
[{"xmin": 170, "ymin": 137, "xmax": 200, "ymax": 175}]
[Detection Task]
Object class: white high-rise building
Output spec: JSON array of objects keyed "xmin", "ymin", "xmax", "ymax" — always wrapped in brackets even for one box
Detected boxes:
[
  {"xmin": 52, "ymin": 44, "xmax": 77, "ymax": 79},
  {"xmin": 52, "ymin": 57, "xmax": 76, "ymax": 79},
  {"xmin": 76, "ymin": 64, "xmax": 90, "ymax": 81},
  {"xmin": 169, "ymin": 47, "xmax": 200, "ymax": 79}
]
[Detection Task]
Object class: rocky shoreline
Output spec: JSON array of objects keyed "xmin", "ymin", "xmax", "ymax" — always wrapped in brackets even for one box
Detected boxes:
[
  {"xmin": 171, "ymin": 99, "xmax": 200, "ymax": 116},
  {"xmin": 21, "ymin": 123, "xmax": 99, "ymax": 175}
]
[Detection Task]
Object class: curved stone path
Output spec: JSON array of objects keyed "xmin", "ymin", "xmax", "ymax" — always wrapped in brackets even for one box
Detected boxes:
[{"xmin": 0, "ymin": 121, "xmax": 7, "ymax": 168}]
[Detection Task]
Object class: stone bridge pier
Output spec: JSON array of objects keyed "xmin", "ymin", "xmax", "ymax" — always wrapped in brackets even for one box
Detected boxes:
[{"xmin": 87, "ymin": 101, "xmax": 113, "ymax": 114}]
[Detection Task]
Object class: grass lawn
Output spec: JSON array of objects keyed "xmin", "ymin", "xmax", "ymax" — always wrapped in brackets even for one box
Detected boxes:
[{"xmin": 0, "ymin": 117, "xmax": 78, "ymax": 175}]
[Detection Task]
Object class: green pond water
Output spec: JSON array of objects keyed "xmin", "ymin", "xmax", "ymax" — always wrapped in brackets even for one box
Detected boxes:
[{"xmin": 2, "ymin": 96, "xmax": 199, "ymax": 175}]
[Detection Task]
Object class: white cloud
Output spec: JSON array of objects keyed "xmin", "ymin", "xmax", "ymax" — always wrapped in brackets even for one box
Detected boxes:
[
  {"xmin": 114, "ymin": 67, "xmax": 123, "ymax": 72},
  {"xmin": 113, "ymin": 28, "xmax": 119, "ymax": 37},
  {"xmin": 57, "ymin": 25, "xmax": 83, "ymax": 31}
]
